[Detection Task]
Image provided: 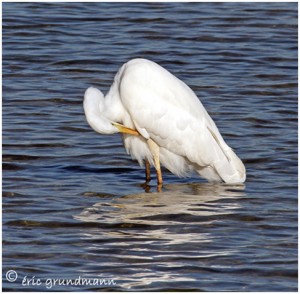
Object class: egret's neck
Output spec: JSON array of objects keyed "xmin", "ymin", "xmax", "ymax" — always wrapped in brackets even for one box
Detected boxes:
[{"xmin": 83, "ymin": 87, "xmax": 118, "ymax": 134}]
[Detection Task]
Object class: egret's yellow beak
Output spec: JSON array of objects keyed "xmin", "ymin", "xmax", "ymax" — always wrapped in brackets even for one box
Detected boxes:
[{"xmin": 112, "ymin": 122, "xmax": 140, "ymax": 136}]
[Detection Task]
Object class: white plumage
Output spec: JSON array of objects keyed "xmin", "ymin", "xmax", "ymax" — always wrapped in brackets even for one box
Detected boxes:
[{"xmin": 83, "ymin": 58, "xmax": 246, "ymax": 185}]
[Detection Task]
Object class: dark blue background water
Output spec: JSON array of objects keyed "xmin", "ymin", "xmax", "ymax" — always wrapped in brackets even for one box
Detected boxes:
[{"xmin": 2, "ymin": 2, "xmax": 297, "ymax": 291}]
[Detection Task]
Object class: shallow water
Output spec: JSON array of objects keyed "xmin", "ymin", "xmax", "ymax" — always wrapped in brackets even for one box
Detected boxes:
[{"xmin": 2, "ymin": 2, "xmax": 298, "ymax": 291}]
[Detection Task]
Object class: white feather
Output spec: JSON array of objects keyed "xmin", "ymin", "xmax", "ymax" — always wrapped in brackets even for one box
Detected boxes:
[{"xmin": 83, "ymin": 58, "xmax": 246, "ymax": 184}]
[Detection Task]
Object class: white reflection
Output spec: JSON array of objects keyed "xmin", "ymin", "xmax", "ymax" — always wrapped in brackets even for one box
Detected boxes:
[
  {"xmin": 120, "ymin": 272, "xmax": 196, "ymax": 289},
  {"xmin": 74, "ymin": 183, "xmax": 245, "ymax": 289},
  {"xmin": 75, "ymin": 183, "xmax": 245, "ymax": 227}
]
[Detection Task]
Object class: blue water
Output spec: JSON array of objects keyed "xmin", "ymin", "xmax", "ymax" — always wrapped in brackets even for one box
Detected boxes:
[{"xmin": 2, "ymin": 2, "xmax": 297, "ymax": 291}]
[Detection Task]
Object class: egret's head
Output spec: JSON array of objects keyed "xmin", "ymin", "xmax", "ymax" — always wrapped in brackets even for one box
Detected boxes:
[{"xmin": 83, "ymin": 87, "xmax": 119, "ymax": 134}]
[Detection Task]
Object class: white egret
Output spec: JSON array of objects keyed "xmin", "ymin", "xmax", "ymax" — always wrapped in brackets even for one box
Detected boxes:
[{"xmin": 83, "ymin": 58, "xmax": 246, "ymax": 186}]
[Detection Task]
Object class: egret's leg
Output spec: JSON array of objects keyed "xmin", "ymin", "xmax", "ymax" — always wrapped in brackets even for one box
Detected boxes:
[
  {"xmin": 147, "ymin": 139, "xmax": 163, "ymax": 186},
  {"xmin": 155, "ymin": 162, "xmax": 163, "ymax": 186},
  {"xmin": 145, "ymin": 159, "xmax": 151, "ymax": 182}
]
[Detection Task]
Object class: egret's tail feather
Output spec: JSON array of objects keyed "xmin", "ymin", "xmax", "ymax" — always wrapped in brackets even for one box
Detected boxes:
[
  {"xmin": 212, "ymin": 147, "xmax": 246, "ymax": 184},
  {"xmin": 194, "ymin": 145, "xmax": 245, "ymax": 184}
]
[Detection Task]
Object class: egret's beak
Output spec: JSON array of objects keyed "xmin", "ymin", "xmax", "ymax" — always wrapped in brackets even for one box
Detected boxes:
[{"xmin": 112, "ymin": 122, "xmax": 140, "ymax": 136}]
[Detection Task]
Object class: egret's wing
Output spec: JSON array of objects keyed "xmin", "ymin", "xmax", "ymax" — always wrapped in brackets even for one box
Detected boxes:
[
  {"xmin": 119, "ymin": 60, "xmax": 245, "ymax": 183},
  {"xmin": 135, "ymin": 94, "xmax": 244, "ymax": 183},
  {"xmin": 126, "ymin": 91, "xmax": 221, "ymax": 166}
]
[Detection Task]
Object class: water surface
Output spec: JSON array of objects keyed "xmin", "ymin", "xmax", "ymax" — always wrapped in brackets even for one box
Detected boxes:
[{"xmin": 2, "ymin": 2, "xmax": 297, "ymax": 291}]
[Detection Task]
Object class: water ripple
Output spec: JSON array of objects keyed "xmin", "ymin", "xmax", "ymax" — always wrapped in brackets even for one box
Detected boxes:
[{"xmin": 2, "ymin": 2, "xmax": 297, "ymax": 292}]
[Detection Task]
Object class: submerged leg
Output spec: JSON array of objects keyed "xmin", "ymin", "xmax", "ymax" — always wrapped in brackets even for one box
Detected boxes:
[
  {"xmin": 145, "ymin": 159, "xmax": 151, "ymax": 182},
  {"xmin": 147, "ymin": 139, "xmax": 163, "ymax": 186}
]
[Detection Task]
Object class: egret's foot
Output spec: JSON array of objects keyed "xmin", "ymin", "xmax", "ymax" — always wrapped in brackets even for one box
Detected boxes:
[{"xmin": 140, "ymin": 182, "xmax": 151, "ymax": 193}]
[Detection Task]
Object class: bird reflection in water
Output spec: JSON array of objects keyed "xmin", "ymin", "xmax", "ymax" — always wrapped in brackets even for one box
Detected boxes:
[
  {"xmin": 74, "ymin": 183, "xmax": 245, "ymax": 289},
  {"xmin": 75, "ymin": 183, "xmax": 245, "ymax": 228}
]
